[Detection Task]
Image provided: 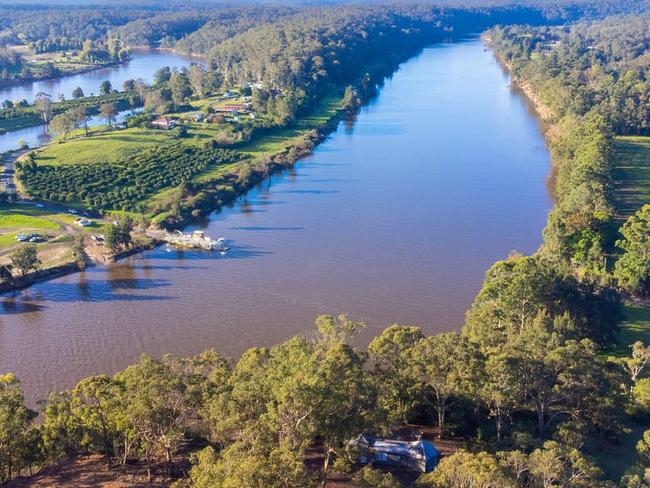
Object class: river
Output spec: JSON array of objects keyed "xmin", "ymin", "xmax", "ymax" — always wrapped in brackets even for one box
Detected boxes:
[
  {"xmin": 0, "ymin": 50, "xmax": 197, "ymax": 152},
  {"xmin": 0, "ymin": 39, "xmax": 552, "ymax": 404}
]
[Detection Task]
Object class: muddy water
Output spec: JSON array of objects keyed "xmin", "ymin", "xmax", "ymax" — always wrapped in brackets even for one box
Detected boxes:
[{"xmin": 0, "ymin": 40, "xmax": 552, "ymax": 403}]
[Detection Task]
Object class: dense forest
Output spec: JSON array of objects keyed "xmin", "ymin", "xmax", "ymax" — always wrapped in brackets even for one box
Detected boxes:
[
  {"xmin": 489, "ymin": 15, "xmax": 650, "ymax": 294},
  {"xmin": 1, "ymin": 2, "xmax": 650, "ymax": 488}
]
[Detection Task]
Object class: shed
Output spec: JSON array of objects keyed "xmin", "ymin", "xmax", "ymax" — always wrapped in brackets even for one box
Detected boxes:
[{"xmin": 349, "ymin": 434, "xmax": 440, "ymax": 473}]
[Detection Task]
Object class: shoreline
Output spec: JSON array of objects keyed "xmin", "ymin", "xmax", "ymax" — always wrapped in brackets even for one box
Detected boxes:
[
  {"xmin": 0, "ymin": 94, "xmax": 355, "ymax": 295},
  {"xmin": 0, "ymin": 59, "xmax": 125, "ymax": 94},
  {"xmin": 0, "ymin": 36, "xmax": 475, "ymax": 295}
]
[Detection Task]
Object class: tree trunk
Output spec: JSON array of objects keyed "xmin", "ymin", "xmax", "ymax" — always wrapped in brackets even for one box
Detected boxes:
[
  {"xmin": 321, "ymin": 446, "xmax": 333, "ymax": 488},
  {"xmin": 536, "ymin": 400, "xmax": 546, "ymax": 438},
  {"xmin": 437, "ymin": 397, "xmax": 446, "ymax": 438},
  {"xmin": 146, "ymin": 453, "xmax": 152, "ymax": 483},
  {"xmin": 496, "ymin": 410, "xmax": 504, "ymax": 445},
  {"xmin": 166, "ymin": 447, "xmax": 173, "ymax": 475}
]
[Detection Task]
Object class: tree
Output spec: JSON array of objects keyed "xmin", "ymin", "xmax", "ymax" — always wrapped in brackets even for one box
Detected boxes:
[
  {"xmin": 72, "ymin": 86, "xmax": 84, "ymax": 99},
  {"xmin": 34, "ymin": 92, "xmax": 52, "ymax": 124},
  {"xmin": 615, "ymin": 205, "xmax": 650, "ymax": 296},
  {"xmin": 71, "ymin": 235, "xmax": 87, "ymax": 269},
  {"xmin": 416, "ymin": 450, "xmax": 516, "ymax": 488},
  {"xmin": 69, "ymin": 106, "xmax": 90, "ymax": 137},
  {"xmin": 114, "ymin": 354, "xmax": 202, "ymax": 481},
  {"xmin": 10, "ymin": 244, "xmax": 40, "ymax": 276},
  {"xmin": 104, "ymin": 217, "xmax": 132, "ymax": 254},
  {"xmin": 527, "ymin": 441, "xmax": 608, "ymax": 488},
  {"xmin": 122, "ymin": 79, "xmax": 135, "ymax": 92},
  {"xmin": 169, "ymin": 71, "xmax": 191, "ymax": 108},
  {"xmin": 408, "ymin": 333, "xmax": 479, "ymax": 438},
  {"xmin": 637, "ymin": 430, "xmax": 650, "ymax": 468},
  {"xmin": 99, "ymin": 102, "xmax": 118, "ymax": 126},
  {"xmin": 50, "ymin": 111, "xmax": 76, "ymax": 141},
  {"xmin": 353, "ymin": 466, "xmax": 402, "ymax": 488},
  {"xmin": 186, "ymin": 442, "xmax": 313, "ymax": 488},
  {"xmin": 311, "ymin": 340, "xmax": 376, "ymax": 487},
  {"xmin": 625, "ymin": 341, "xmax": 650, "ymax": 382},
  {"xmin": 633, "ymin": 379, "xmax": 650, "ymax": 412},
  {"xmin": 41, "ymin": 392, "xmax": 84, "ymax": 464},
  {"xmin": 99, "ymin": 80, "xmax": 112, "ymax": 96},
  {"xmin": 188, "ymin": 64, "xmax": 206, "ymax": 97},
  {"xmin": 154, "ymin": 66, "xmax": 171, "ymax": 85},
  {"xmin": 0, "ymin": 374, "xmax": 37, "ymax": 483},
  {"xmin": 368, "ymin": 324, "xmax": 424, "ymax": 424},
  {"xmin": 479, "ymin": 353, "xmax": 523, "ymax": 444}
]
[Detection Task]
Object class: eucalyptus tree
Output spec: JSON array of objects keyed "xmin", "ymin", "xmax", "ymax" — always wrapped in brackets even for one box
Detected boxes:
[
  {"xmin": 368, "ymin": 324, "xmax": 424, "ymax": 424},
  {"xmin": 615, "ymin": 205, "xmax": 650, "ymax": 296},
  {"xmin": 0, "ymin": 374, "xmax": 37, "ymax": 483},
  {"xmin": 408, "ymin": 332, "xmax": 480, "ymax": 438}
]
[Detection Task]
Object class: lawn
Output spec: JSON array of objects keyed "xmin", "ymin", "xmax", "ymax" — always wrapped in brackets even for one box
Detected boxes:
[
  {"xmin": 607, "ymin": 303, "xmax": 650, "ymax": 358},
  {"xmin": 0, "ymin": 114, "xmax": 42, "ymax": 134},
  {"xmin": 239, "ymin": 94, "xmax": 343, "ymax": 157},
  {"xmin": 0, "ymin": 207, "xmax": 62, "ymax": 231},
  {"xmin": 34, "ymin": 128, "xmax": 173, "ymax": 166},
  {"xmin": 612, "ymin": 136, "xmax": 650, "ymax": 219}
]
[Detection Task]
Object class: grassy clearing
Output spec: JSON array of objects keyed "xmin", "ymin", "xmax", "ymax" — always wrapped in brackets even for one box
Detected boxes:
[
  {"xmin": 607, "ymin": 304, "xmax": 650, "ymax": 358},
  {"xmin": 0, "ymin": 204, "xmax": 85, "ymax": 250},
  {"xmin": 34, "ymin": 128, "xmax": 173, "ymax": 166},
  {"xmin": 240, "ymin": 94, "xmax": 343, "ymax": 157},
  {"xmin": 0, "ymin": 115, "xmax": 42, "ymax": 134},
  {"xmin": 612, "ymin": 136, "xmax": 650, "ymax": 219}
]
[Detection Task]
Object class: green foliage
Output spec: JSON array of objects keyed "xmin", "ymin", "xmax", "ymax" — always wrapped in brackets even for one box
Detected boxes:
[
  {"xmin": 186, "ymin": 443, "xmax": 313, "ymax": 488},
  {"xmin": 352, "ymin": 465, "xmax": 403, "ymax": 488},
  {"xmin": 0, "ymin": 374, "xmax": 37, "ymax": 483},
  {"xmin": 10, "ymin": 244, "xmax": 41, "ymax": 276},
  {"xmin": 615, "ymin": 205, "xmax": 650, "ymax": 296},
  {"xmin": 489, "ymin": 18, "xmax": 650, "ymax": 135},
  {"xmin": 19, "ymin": 144, "xmax": 244, "ymax": 211},
  {"xmin": 104, "ymin": 217, "xmax": 132, "ymax": 254},
  {"xmin": 368, "ymin": 324, "xmax": 424, "ymax": 424},
  {"xmin": 464, "ymin": 254, "xmax": 621, "ymax": 352}
]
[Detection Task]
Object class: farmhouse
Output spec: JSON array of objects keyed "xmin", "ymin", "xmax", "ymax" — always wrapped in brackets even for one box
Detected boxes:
[
  {"xmin": 151, "ymin": 117, "xmax": 177, "ymax": 130},
  {"xmin": 349, "ymin": 434, "xmax": 440, "ymax": 473},
  {"xmin": 214, "ymin": 103, "xmax": 252, "ymax": 113}
]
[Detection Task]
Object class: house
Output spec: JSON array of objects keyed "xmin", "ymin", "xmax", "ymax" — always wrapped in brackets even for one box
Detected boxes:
[
  {"xmin": 214, "ymin": 103, "xmax": 252, "ymax": 114},
  {"xmin": 151, "ymin": 117, "xmax": 177, "ymax": 130},
  {"xmin": 349, "ymin": 434, "xmax": 440, "ymax": 473}
]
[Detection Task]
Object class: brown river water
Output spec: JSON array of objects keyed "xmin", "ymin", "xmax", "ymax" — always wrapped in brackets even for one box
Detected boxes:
[{"xmin": 0, "ymin": 39, "xmax": 552, "ymax": 404}]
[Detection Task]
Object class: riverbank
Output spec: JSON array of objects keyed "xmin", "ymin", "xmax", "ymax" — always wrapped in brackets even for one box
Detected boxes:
[
  {"xmin": 0, "ymin": 88, "xmax": 355, "ymax": 293},
  {"xmin": 0, "ymin": 58, "xmax": 125, "ymax": 93}
]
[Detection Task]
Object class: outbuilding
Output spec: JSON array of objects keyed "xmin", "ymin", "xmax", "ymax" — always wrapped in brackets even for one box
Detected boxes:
[{"xmin": 349, "ymin": 434, "xmax": 440, "ymax": 473}]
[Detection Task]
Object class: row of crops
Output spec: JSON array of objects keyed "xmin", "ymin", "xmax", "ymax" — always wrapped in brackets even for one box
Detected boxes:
[{"xmin": 19, "ymin": 143, "xmax": 245, "ymax": 211}]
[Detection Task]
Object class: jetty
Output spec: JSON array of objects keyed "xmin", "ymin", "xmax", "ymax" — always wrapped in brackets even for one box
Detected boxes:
[{"xmin": 147, "ymin": 230, "xmax": 230, "ymax": 251}]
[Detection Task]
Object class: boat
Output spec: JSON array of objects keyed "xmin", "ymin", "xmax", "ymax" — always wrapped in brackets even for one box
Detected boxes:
[{"xmin": 163, "ymin": 230, "xmax": 230, "ymax": 251}]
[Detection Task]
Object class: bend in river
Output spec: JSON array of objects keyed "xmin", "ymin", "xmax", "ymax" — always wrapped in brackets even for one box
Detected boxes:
[
  {"xmin": 0, "ymin": 50, "xmax": 197, "ymax": 153},
  {"xmin": 0, "ymin": 39, "xmax": 553, "ymax": 404}
]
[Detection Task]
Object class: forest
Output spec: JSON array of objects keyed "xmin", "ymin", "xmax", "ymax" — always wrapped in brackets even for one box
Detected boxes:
[
  {"xmin": 0, "ymin": 1, "xmax": 650, "ymax": 488},
  {"xmin": 489, "ymin": 15, "xmax": 650, "ymax": 295}
]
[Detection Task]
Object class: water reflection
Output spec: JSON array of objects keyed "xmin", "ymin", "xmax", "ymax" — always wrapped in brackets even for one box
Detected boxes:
[{"xmin": 0, "ymin": 40, "xmax": 553, "ymax": 405}]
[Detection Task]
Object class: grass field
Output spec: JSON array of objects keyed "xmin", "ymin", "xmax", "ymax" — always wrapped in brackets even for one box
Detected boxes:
[
  {"xmin": 0, "ymin": 115, "xmax": 42, "ymax": 134},
  {"xmin": 35, "ymin": 128, "xmax": 173, "ymax": 166},
  {"xmin": 612, "ymin": 136, "xmax": 650, "ymax": 219},
  {"xmin": 23, "ymin": 90, "xmax": 345, "ymax": 224},
  {"xmin": 608, "ymin": 304, "xmax": 650, "ymax": 358}
]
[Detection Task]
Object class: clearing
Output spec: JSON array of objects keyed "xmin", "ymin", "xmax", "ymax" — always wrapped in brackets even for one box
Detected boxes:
[{"xmin": 612, "ymin": 136, "xmax": 650, "ymax": 219}]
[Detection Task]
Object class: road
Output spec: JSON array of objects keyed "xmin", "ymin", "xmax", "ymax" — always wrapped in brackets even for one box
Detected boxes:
[{"xmin": 0, "ymin": 149, "xmax": 28, "ymax": 196}]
